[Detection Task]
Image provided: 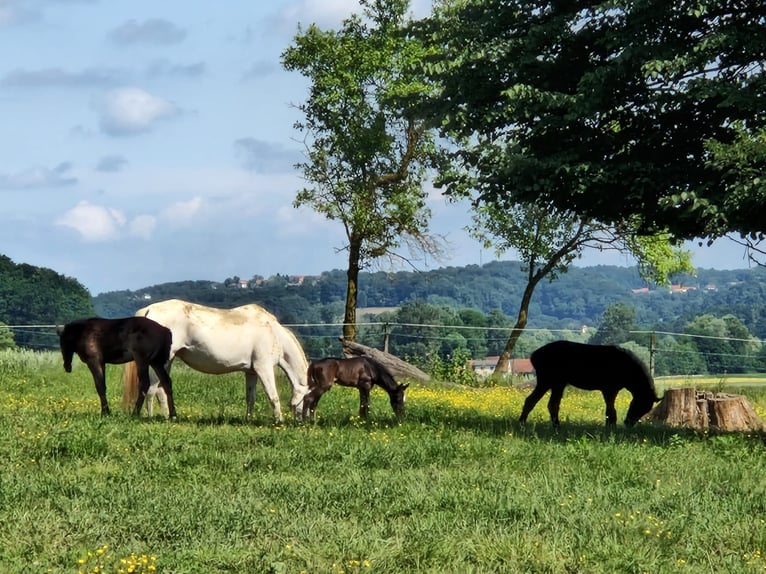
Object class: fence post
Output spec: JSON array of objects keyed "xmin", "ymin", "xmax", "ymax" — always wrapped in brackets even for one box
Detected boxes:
[{"xmin": 383, "ymin": 322, "xmax": 390, "ymax": 353}]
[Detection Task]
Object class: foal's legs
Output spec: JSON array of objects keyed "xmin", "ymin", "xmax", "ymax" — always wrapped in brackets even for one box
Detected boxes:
[
  {"xmin": 357, "ymin": 381, "xmax": 373, "ymax": 419},
  {"xmin": 302, "ymin": 387, "xmax": 327, "ymax": 420},
  {"xmin": 86, "ymin": 360, "xmax": 110, "ymax": 415}
]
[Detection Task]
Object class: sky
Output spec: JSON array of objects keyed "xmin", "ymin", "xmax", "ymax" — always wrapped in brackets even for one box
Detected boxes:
[{"xmin": 0, "ymin": 0, "xmax": 752, "ymax": 295}]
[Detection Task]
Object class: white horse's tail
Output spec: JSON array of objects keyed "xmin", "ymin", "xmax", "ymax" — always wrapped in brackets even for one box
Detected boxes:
[{"xmin": 122, "ymin": 361, "xmax": 140, "ymax": 411}]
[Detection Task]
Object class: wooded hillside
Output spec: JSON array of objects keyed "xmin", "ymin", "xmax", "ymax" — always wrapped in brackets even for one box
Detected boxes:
[{"xmin": 92, "ymin": 261, "xmax": 766, "ymax": 337}]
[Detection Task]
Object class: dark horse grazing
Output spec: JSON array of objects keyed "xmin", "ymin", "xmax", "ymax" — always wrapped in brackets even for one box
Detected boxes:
[
  {"xmin": 302, "ymin": 356, "xmax": 409, "ymax": 420},
  {"xmin": 57, "ymin": 317, "xmax": 175, "ymax": 417},
  {"xmin": 519, "ymin": 340, "xmax": 660, "ymax": 427}
]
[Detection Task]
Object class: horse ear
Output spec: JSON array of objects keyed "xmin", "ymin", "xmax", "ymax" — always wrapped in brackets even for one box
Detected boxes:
[{"xmin": 399, "ymin": 383, "xmax": 410, "ymax": 391}]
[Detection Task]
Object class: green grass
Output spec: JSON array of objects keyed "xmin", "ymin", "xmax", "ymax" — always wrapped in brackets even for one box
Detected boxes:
[{"xmin": 1, "ymin": 350, "xmax": 766, "ymax": 573}]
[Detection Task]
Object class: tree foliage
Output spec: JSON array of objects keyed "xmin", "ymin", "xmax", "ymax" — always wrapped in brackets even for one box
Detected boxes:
[
  {"xmin": 282, "ymin": 0, "xmax": 441, "ymax": 341},
  {"xmin": 0, "ymin": 255, "xmax": 94, "ymax": 348},
  {"xmin": 417, "ymin": 0, "xmax": 766, "ymax": 241}
]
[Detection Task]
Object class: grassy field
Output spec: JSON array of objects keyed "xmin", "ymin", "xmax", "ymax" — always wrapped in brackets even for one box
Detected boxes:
[{"xmin": 1, "ymin": 350, "xmax": 766, "ymax": 573}]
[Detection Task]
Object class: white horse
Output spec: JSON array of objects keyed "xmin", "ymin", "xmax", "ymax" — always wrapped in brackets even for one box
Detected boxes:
[{"xmin": 122, "ymin": 299, "xmax": 309, "ymax": 423}]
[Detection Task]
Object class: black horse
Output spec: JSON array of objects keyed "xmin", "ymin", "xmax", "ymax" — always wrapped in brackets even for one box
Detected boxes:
[
  {"xmin": 57, "ymin": 317, "xmax": 176, "ymax": 417},
  {"xmin": 519, "ymin": 340, "xmax": 660, "ymax": 427},
  {"xmin": 302, "ymin": 356, "xmax": 409, "ymax": 420}
]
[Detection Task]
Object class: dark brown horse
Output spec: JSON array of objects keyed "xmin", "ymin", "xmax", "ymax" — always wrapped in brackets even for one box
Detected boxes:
[
  {"xmin": 302, "ymin": 356, "xmax": 409, "ymax": 420},
  {"xmin": 520, "ymin": 340, "xmax": 660, "ymax": 427},
  {"xmin": 57, "ymin": 317, "xmax": 175, "ymax": 417}
]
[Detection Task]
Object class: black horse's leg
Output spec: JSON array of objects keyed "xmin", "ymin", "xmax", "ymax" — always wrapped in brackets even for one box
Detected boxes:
[
  {"xmin": 154, "ymin": 364, "xmax": 177, "ymax": 420},
  {"xmin": 601, "ymin": 390, "xmax": 618, "ymax": 426},
  {"xmin": 519, "ymin": 383, "xmax": 549, "ymax": 423},
  {"xmin": 86, "ymin": 360, "xmax": 110, "ymax": 416},
  {"xmin": 546, "ymin": 386, "xmax": 565, "ymax": 426},
  {"xmin": 132, "ymin": 362, "xmax": 153, "ymax": 417}
]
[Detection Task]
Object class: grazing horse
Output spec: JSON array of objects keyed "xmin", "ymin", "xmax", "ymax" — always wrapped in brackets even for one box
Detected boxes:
[
  {"xmin": 519, "ymin": 340, "xmax": 660, "ymax": 427},
  {"xmin": 122, "ymin": 299, "xmax": 309, "ymax": 423},
  {"xmin": 57, "ymin": 317, "xmax": 175, "ymax": 417},
  {"xmin": 302, "ymin": 356, "xmax": 409, "ymax": 420}
]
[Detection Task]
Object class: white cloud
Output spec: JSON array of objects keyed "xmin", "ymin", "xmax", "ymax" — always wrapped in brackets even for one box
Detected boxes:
[
  {"xmin": 273, "ymin": 0, "xmax": 432, "ymax": 31},
  {"xmin": 98, "ymin": 87, "xmax": 178, "ymax": 137},
  {"xmin": 0, "ymin": 162, "xmax": 77, "ymax": 189},
  {"xmin": 55, "ymin": 201, "xmax": 126, "ymax": 242},
  {"xmin": 129, "ymin": 214, "xmax": 157, "ymax": 239},
  {"xmin": 108, "ymin": 18, "xmax": 186, "ymax": 46},
  {"xmin": 160, "ymin": 197, "xmax": 202, "ymax": 225}
]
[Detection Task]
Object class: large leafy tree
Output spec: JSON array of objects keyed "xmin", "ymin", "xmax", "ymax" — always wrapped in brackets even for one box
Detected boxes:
[
  {"xmin": 282, "ymin": 0, "xmax": 441, "ymax": 342},
  {"xmin": 418, "ymin": 0, "xmax": 766, "ymax": 242},
  {"xmin": 468, "ymin": 201, "xmax": 691, "ymax": 375}
]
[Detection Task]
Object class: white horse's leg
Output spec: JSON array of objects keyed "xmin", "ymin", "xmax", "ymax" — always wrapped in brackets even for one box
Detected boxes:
[
  {"xmin": 255, "ymin": 365, "xmax": 283, "ymax": 424},
  {"xmin": 245, "ymin": 372, "xmax": 258, "ymax": 418},
  {"xmin": 146, "ymin": 358, "xmax": 173, "ymax": 418}
]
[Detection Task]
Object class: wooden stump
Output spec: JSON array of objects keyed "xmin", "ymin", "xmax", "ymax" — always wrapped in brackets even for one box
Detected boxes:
[{"xmin": 647, "ymin": 387, "xmax": 765, "ymax": 432}]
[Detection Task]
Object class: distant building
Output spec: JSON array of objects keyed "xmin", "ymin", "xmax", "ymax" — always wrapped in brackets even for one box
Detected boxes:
[{"xmin": 469, "ymin": 356, "xmax": 534, "ymax": 379}]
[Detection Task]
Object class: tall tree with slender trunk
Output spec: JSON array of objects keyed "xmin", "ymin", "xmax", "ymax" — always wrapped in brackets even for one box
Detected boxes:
[{"xmin": 282, "ymin": 0, "xmax": 442, "ymax": 342}]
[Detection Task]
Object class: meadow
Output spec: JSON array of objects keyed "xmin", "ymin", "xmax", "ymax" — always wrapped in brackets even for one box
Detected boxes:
[{"xmin": 1, "ymin": 349, "xmax": 766, "ymax": 573}]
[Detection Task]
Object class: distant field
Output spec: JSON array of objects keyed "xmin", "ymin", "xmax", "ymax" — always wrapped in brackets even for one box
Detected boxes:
[
  {"xmin": 656, "ymin": 373, "xmax": 766, "ymax": 388},
  {"xmin": 357, "ymin": 307, "xmax": 398, "ymax": 316},
  {"xmin": 1, "ymin": 350, "xmax": 766, "ymax": 573}
]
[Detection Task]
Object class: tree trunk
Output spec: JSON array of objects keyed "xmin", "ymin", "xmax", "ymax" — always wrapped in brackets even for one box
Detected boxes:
[
  {"xmin": 647, "ymin": 387, "xmax": 765, "ymax": 432},
  {"xmin": 341, "ymin": 338, "xmax": 430, "ymax": 382},
  {"xmin": 343, "ymin": 239, "xmax": 362, "ymax": 342},
  {"xmin": 492, "ymin": 270, "xmax": 540, "ymax": 377}
]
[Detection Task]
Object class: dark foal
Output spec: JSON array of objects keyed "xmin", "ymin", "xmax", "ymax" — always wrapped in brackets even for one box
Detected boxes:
[
  {"xmin": 519, "ymin": 340, "xmax": 660, "ymax": 427},
  {"xmin": 57, "ymin": 317, "xmax": 175, "ymax": 417},
  {"xmin": 302, "ymin": 356, "xmax": 409, "ymax": 420}
]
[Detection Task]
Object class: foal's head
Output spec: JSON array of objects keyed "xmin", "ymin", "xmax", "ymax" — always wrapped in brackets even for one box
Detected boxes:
[{"xmin": 389, "ymin": 383, "xmax": 410, "ymax": 419}]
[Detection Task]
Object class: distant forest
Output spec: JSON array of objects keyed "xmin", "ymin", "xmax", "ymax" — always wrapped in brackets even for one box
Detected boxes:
[
  {"xmin": 92, "ymin": 261, "xmax": 766, "ymax": 336},
  {"xmin": 4, "ymin": 255, "xmax": 766, "ymax": 375}
]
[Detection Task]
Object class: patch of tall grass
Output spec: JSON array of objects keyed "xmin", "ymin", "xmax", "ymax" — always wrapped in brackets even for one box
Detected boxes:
[{"xmin": 1, "ymin": 351, "xmax": 765, "ymax": 573}]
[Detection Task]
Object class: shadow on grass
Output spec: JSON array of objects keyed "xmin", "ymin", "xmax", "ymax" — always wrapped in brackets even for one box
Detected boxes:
[{"xmin": 401, "ymin": 408, "xmax": 766, "ymax": 445}]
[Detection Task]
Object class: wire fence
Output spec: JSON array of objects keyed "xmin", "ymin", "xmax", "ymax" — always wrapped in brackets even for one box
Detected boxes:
[{"xmin": 4, "ymin": 322, "xmax": 764, "ymax": 379}]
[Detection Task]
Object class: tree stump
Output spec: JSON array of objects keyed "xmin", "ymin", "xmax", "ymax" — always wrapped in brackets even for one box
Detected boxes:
[{"xmin": 647, "ymin": 387, "xmax": 765, "ymax": 432}]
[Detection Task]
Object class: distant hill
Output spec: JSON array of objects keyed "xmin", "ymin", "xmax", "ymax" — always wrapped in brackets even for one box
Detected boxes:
[
  {"xmin": 0, "ymin": 255, "xmax": 95, "ymax": 348},
  {"xmin": 92, "ymin": 262, "xmax": 766, "ymax": 338}
]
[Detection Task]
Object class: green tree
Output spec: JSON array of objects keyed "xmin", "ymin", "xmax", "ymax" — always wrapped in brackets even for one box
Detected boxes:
[
  {"xmin": 463, "ymin": 195, "xmax": 691, "ymax": 377},
  {"xmin": 417, "ymin": 0, "xmax": 766, "ymax": 243},
  {"xmin": 0, "ymin": 321, "xmax": 16, "ymax": 350},
  {"xmin": 684, "ymin": 314, "xmax": 759, "ymax": 374},
  {"xmin": 589, "ymin": 303, "xmax": 639, "ymax": 346},
  {"xmin": 282, "ymin": 0, "xmax": 442, "ymax": 342}
]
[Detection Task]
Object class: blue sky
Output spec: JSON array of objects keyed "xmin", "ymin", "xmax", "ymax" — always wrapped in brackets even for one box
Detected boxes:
[{"xmin": 0, "ymin": 0, "xmax": 750, "ymax": 295}]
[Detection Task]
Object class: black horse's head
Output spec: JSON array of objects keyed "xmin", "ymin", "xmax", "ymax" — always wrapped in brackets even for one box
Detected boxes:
[
  {"xmin": 389, "ymin": 383, "xmax": 409, "ymax": 419},
  {"xmin": 56, "ymin": 324, "xmax": 75, "ymax": 373},
  {"xmin": 625, "ymin": 390, "xmax": 661, "ymax": 427}
]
